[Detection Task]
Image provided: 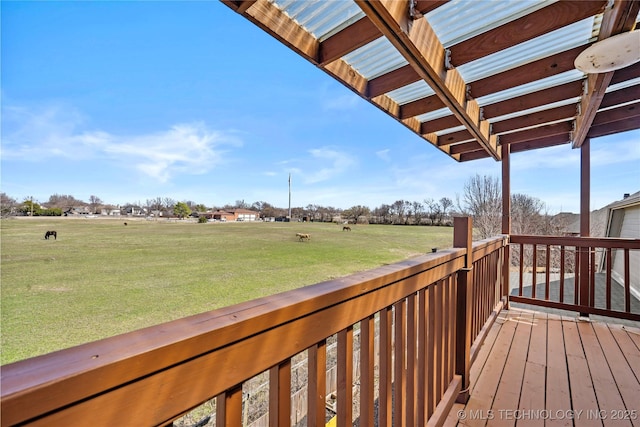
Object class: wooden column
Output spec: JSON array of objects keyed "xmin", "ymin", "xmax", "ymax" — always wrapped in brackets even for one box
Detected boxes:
[
  {"xmin": 579, "ymin": 139, "xmax": 591, "ymax": 314},
  {"xmin": 501, "ymin": 143, "xmax": 511, "ymax": 309},
  {"xmin": 454, "ymin": 217, "xmax": 472, "ymax": 403}
]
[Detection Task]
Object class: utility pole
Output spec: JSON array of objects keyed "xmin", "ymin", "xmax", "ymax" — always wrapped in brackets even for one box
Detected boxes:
[{"xmin": 288, "ymin": 173, "xmax": 292, "ymax": 221}]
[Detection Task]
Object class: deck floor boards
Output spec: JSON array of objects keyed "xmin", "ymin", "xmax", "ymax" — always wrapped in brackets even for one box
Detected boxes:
[{"xmin": 446, "ymin": 309, "xmax": 640, "ymax": 427}]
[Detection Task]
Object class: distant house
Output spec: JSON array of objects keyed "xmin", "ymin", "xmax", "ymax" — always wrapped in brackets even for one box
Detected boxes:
[
  {"xmin": 100, "ymin": 207, "xmax": 121, "ymax": 216},
  {"xmin": 211, "ymin": 209, "xmax": 259, "ymax": 222},
  {"xmin": 601, "ymin": 191, "xmax": 640, "ymax": 299}
]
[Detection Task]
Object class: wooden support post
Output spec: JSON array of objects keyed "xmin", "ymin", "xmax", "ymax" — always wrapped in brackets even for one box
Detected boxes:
[
  {"xmin": 454, "ymin": 217, "xmax": 473, "ymax": 266},
  {"xmin": 454, "ymin": 217, "xmax": 472, "ymax": 403},
  {"xmin": 579, "ymin": 139, "xmax": 591, "ymax": 315},
  {"xmin": 502, "ymin": 143, "xmax": 511, "ymax": 309}
]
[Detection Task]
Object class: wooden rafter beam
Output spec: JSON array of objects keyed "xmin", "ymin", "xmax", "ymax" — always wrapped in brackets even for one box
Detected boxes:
[
  {"xmin": 422, "ymin": 81, "xmax": 584, "ymax": 134},
  {"xmin": 399, "ymin": 94, "xmax": 444, "ymax": 119},
  {"xmin": 437, "ymin": 129, "xmax": 473, "ymax": 146},
  {"xmin": 482, "ymin": 81, "xmax": 584, "ymax": 120},
  {"xmin": 460, "ymin": 150, "xmax": 491, "ymax": 162},
  {"xmin": 469, "ymin": 46, "xmax": 586, "ymax": 98},
  {"xmin": 510, "ymin": 134, "xmax": 571, "ymax": 153},
  {"xmin": 449, "ymin": 1, "xmax": 607, "ymax": 66},
  {"xmin": 600, "ymin": 84, "xmax": 640, "ymax": 108},
  {"xmin": 414, "ymin": 0, "xmax": 449, "ymax": 15},
  {"xmin": 588, "ymin": 115, "xmax": 640, "ymax": 138},
  {"xmin": 492, "ymin": 104, "xmax": 577, "ymax": 134},
  {"xmin": 571, "ymin": 0, "xmax": 640, "ymax": 148},
  {"xmin": 356, "ymin": 0, "xmax": 499, "ymax": 160},
  {"xmin": 319, "ymin": 17, "xmax": 381, "ymax": 65},
  {"xmin": 611, "ymin": 61, "xmax": 640, "ymax": 84},
  {"xmin": 450, "ymin": 141, "xmax": 482, "ymax": 155},
  {"xmin": 591, "ymin": 102, "xmax": 640, "ymax": 126},
  {"xmin": 463, "ymin": 133, "xmax": 573, "ymax": 160},
  {"xmin": 498, "ymin": 121, "xmax": 573, "ymax": 145},
  {"xmin": 368, "ymin": 64, "xmax": 421, "ymax": 98},
  {"xmin": 420, "ymin": 114, "xmax": 460, "ymax": 134}
]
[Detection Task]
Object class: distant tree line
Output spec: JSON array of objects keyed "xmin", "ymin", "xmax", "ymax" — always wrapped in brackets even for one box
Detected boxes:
[{"xmin": 0, "ymin": 174, "xmax": 570, "ymax": 239}]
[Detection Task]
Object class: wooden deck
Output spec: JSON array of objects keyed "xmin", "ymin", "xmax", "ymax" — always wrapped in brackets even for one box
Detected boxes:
[{"xmin": 445, "ymin": 308, "xmax": 640, "ymax": 427}]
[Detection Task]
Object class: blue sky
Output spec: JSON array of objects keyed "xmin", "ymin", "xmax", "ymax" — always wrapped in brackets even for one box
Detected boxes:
[{"xmin": 2, "ymin": 1, "xmax": 638, "ymax": 213}]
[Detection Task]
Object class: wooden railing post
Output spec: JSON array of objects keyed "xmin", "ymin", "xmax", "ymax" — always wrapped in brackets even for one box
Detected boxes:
[
  {"xmin": 502, "ymin": 142, "xmax": 511, "ymax": 309},
  {"xmin": 454, "ymin": 217, "xmax": 472, "ymax": 403},
  {"xmin": 579, "ymin": 139, "xmax": 591, "ymax": 316}
]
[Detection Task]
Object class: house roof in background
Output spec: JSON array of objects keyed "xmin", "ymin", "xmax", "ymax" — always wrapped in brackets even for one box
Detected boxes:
[{"xmin": 222, "ymin": 0, "xmax": 640, "ymax": 162}]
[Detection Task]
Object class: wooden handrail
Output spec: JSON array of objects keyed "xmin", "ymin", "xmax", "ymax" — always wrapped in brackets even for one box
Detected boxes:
[
  {"xmin": 1, "ymin": 225, "xmax": 509, "ymax": 427},
  {"xmin": 510, "ymin": 234, "xmax": 640, "ymax": 249}
]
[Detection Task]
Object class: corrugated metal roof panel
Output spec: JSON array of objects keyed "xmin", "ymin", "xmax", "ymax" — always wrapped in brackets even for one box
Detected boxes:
[
  {"xmin": 387, "ymin": 81, "xmax": 435, "ymax": 105},
  {"xmin": 342, "ymin": 37, "xmax": 408, "ymax": 80},
  {"xmin": 476, "ymin": 70, "xmax": 585, "ymax": 106},
  {"xmin": 425, "ymin": 0, "xmax": 557, "ymax": 47},
  {"xmin": 457, "ymin": 17, "xmax": 594, "ymax": 83},
  {"xmin": 273, "ymin": 0, "xmax": 364, "ymax": 41}
]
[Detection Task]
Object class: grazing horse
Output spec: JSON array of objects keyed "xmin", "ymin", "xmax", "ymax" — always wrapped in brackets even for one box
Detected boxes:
[
  {"xmin": 296, "ymin": 233, "xmax": 310, "ymax": 241},
  {"xmin": 343, "ymin": 226, "xmax": 351, "ymax": 231},
  {"xmin": 44, "ymin": 230, "xmax": 57, "ymax": 240},
  {"xmin": 124, "ymin": 222, "xmax": 128, "ymax": 226}
]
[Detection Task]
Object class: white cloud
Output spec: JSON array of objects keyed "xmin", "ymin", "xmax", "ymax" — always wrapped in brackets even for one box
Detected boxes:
[
  {"xmin": 376, "ymin": 149, "xmax": 391, "ymax": 162},
  {"xmin": 2, "ymin": 104, "xmax": 242, "ymax": 183},
  {"xmin": 303, "ymin": 147, "xmax": 356, "ymax": 184}
]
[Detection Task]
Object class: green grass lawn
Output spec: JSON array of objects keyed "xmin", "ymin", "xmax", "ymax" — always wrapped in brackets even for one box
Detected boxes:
[{"xmin": 0, "ymin": 217, "xmax": 453, "ymax": 364}]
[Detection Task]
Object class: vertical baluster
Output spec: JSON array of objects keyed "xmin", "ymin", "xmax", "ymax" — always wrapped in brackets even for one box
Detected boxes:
[
  {"xmin": 434, "ymin": 281, "xmax": 443, "ymax": 402},
  {"xmin": 379, "ymin": 306, "xmax": 393, "ymax": 427},
  {"xmin": 472, "ymin": 261, "xmax": 478, "ymax": 339},
  {"xmin": 559, "ymin": 246, "xmax": 565, "ymax": 303},
  {"xmin": 308, "ymin": 341, "xmax": 327, "ymax": 427},
  {"xmin": 545, "ymin": 245, "xmax": 551, "ymax": 300},
  {"xmin": 532, "ymin": 245, "xmax": 537, "ymax": 299},
  {"xmin": 269, "ymin": 361, "xmax": 291, "ymax": 427},
  {"xmin": 450, "ymin": 276, "xmax": 458, "ymax": 384},
  {"xmin": 337, "ymin": 326, "xmax": 353, "ymax": 426},
  {"xmin": 442, "ymin": 279, "xmax": 450, "ymax": 396},
  {"xmin": 625, "ymin": 249, "xmax": 631, "ymax": 313},
  {"xmin": 216, "ymin": 385, "xmax": 242, "ymax": 427},
  {"xmin": 590, "ymin": 248, "xmax": 596, "ymax": 307},
  {"xmin": 574, "ymin": 247, "xmax": 580, "ymax": 305},
  {"xmin": 417, "ymin": 289, "xmax": 427, "ymax": 426},
  {"xmin": 393, "ymin": 300, "xmax": 405, "ymax": 427},
  {"xmin": 359, "ymin": 316, "xmax": 375, "ymax": 427},
  {"xmin": 606, "ymin": 248, "xmax": 612, "ymax": 311},
  {"xmin": 406, "ymin": 293, "xmax": 416, "ymax": 427},
  {"xmin": 426, "ymin": 285, "xmax": 436, "ymax": 420},
  {"xmin": 519, "ymin": 243, "xmax": 524, "ymax": 296},
  {"xmin": 450, "ymin": 276, "xmax": 457, "ymax": 384},
  {"xmin": 478, "ymin": 259, "xmax": 485, "ymax": 333},
  {"xmin": 216, "ymin": 393, "xmax": 225, "ymax": 426}
]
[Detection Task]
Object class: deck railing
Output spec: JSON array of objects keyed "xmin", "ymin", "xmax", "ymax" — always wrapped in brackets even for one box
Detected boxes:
[
  {"xmin": 509, "ymin": 235, "xmax": 640, "ymax": 322},
  {"xmin": 1, "ymin": 218, "xmax": 507, "ymax": 427}
]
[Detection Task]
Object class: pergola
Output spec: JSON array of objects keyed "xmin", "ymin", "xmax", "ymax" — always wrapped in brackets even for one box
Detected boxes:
[{"xmin": 222, "ymin": 0, "xmax": 639, "ymax": 235}]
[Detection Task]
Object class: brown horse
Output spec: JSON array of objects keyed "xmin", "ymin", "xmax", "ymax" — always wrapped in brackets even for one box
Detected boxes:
[
  {"xmin": 44, "ymin": 230, "xmax": 57, "ymax": 240},
  {"xmin": 342, "ymin": 226, "xmax": 351, "ymax": 231}
]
